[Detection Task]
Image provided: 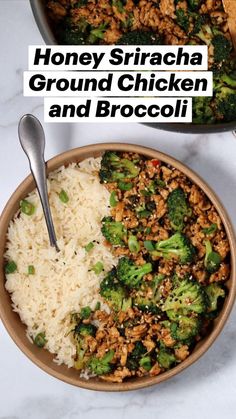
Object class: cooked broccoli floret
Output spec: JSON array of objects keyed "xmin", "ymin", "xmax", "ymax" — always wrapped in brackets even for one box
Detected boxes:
[
  {"xmin": 189, "ymin": 13, "xmax": 207, "ymax": 36},
  {"xmin": 154, "ymin": 233, "xmax": 196, "ymax": 264},
  {"xmin": 59, "ymin": 18, "xmax": 88, "ymax": 45},
  {"xmin": 204, "ymin": 240, "xmax": 221, "ymax": 273},
  {"xmin": 166, "ymin": 308, "xmax": 185, "ymax": 321},
  {"xmin": 196, "ymin": 24, "xmax": 214, "ymax": 45},
  {"xmin": 117, "ymin": 30, "xmax": 163, "ymax": 45},
  {"xmin": 73, "ymin": 325, "xmax": 91, "ymax": 370},
  {"xmin": 167, "ymin": 188, "xmax": 190, "ymax": 231},
  {"xmin": 212, "ymin": 66, "xmax": 236, "ymax": 89},
  {"xmin": 157, "ymin": 349, "xmax": 176, "ymax": 369},
  {"xmin": 160, "ymin": 320, "xmax": 171, "ymax": 329},
  {"xmin": 74, "ymin": 0, "xmax": 88, "ymax": 7},
  {"xmin": 74, "ymin": 339, "xmax": 87, "ymax": 370},
  {"xmin": 221, "ymin": 73, "xmax": 236, "ymax": 88},
  {"xmin": 215, "ymin": 87, "xmax": 236, "ymax": 122},
  {"xmin": 205, "ymin": 283, "xmax": 225, "ymax": 312},
  {"xmin": 74, "ymin": 323, "xmax": 97, "ymax": 337},
  {"xmin": 105, "ymin": 286, "xmax": 127, "ymax": 311},
  {"xmin": 87, "ymin": 350, "xmax": 114, "ymax": 375},
  {"xmin": 72, "ymin": 310, "xmax": 98, "ymax": 370},
  {"xmin": 164, "ymin": 279, "xmax": 188, "ymax": 323},
  {"xmin": 101, "ymin": 216, "xmax": 127, "ymax": 246},
  {"xmin": 126, "ymin": 341, "xmax": 147, "ymax": 370},
  {"xmin": 117, "ymin": 257, "xmax": 152, "ymax": 289},
  {"xmin": 133, "ymin": 275, "xmax": 164, "ymax": 313},
  {"xmin": 133, "ymin": 295, "xmax": 160, "ymax": 314},
  {"xmin": 87, "ymin": 23, "xmax": 107, "ymax": 44},
  {"xmin": 212, "ymin": 34, "xmax": 232, "ymax": 63},
  {"xmin": 61, "ymin": 16, "xmax": 130, "ymax": 47},
  {"xmin": 132, "ymin": 341, "xmax": 147, "ymax": 357},
  {"xmin": 59, "ymin": 27, "xmax": 86, "ymax": 45},
  {"xmin": 195, "ymin": 25, "xmax": 231, "ymax": 64},
  {"xmin": 192, "ymin": 96, "xmax": 215, "ymax": 124},
  {"xmin": 193, "ymin": 51, "xmax": 236, "ymax": 124},
  {"xmin": 170, "ymin": 316, "xmax": 201, "ymax": 341},
  {"xmin": 100, "ymin": 268, "xmax": 128, "ymax": 311},
  {"xmin": 121, "ymin": 297, "xmax": 133, "ymax": 311},
  {"xmin": 162, "ymin": 277, "xmax": 207, "ymax": 314},
  {"xmin": 99, "ymin": 151, "xmax": 139, "ymax": 183},
  {"xmin": 187, "ymin": 0, "xmax": 201, "ymax": 10},
  {"xmin": 100, "ymin": 267, "xmax": 117, "ymax": 289},
  {"xmin": 126, "ymin": 357, "xmax": 139, "ymax": 370},
  {"xmin": 176, "ymin": 9, "xmax": 189, "ymax": 32}
]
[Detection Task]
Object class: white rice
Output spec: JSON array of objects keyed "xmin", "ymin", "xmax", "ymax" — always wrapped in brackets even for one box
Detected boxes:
[{"xmin": 5, "ymin": 157, "xmax": 117, "ymax": 367}]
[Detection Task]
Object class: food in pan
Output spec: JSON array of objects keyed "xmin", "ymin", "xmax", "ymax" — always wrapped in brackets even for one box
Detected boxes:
[
  {"xmin": 45, "ymin": 0, "xmax": 236, "ymax": 124},
  {"xmin": 4, "ymin": 152, "xmax": 230, "ymax": 382}
]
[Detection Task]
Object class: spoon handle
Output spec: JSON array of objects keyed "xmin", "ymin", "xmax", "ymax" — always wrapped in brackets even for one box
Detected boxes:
[{"xmin": 18, "ymin": 114, "xmax": 59, "ymax": 252}]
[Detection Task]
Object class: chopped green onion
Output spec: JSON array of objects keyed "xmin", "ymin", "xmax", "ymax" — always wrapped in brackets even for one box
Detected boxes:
[
  {"xmin": 121, "ymin": 297, "xmax": 132, "ymax": 312},
  {"xmin": 146, "ymin": 179, "xmax": 165, "ymax": 194},
  {"xmin": 34, "ymin": 332, "xmax": 46, "ymax": 348},
  {"xmin": 20, "ymin": 199, "xmax": 35, "ymax": 216},
  {"xmin": 136, "ymin": 203, "xmax": 145, "ymax": 212},
  {"xmin": 144, "ymin": 240, "xmax": 155, "ymax": 251},
  {"xmin": 138, "ymin": 210, "xmax": 151, "ymax": 218},
  {"xmin": 156, "ymin": 179, "xmax": 166, "ymax": 188},
  {"xmin": 145, "ymin": 227, "xmax": 152, "ymax": 234},
  {"xmin": 92, "ymin": 261, "xmax": 104, "ymax": 275},
  {"xmin": 84, "ymin": 242, "xmax": 94, "ymax": 252},
  {"xmin": 5, "ymin": 261, "xmax": 17, "ymax": 274},
  {"xmin": 128, "ymin": 235, "xmax": 140, "ymax": 253},
  {"xmin": 121, "ymin": 12, "xmax": 133, "ymax": 29},
  {"xmin": 140, "ymin": 189, "xmax": 150, "ymax": 196},
  {"xmin": 139, "ymin": 356, "xmax": 152, "ymax": 371},
  {"xmin": 28, "ymin": 265, "xmax": 35, "ymax": 275},
  {"xmin": 112, "ymin": 0, "xmax": 125, "ymax": 13},
  {"xmin": 95, "ymin": 301, "xmax": 101, "ymax": 311},
  {"xmin": 80, "ymin": 306, "xmax": 92, "ymax": 319},
  {"xmin": 204, "ymin": 240, "xmax": 221, "ymax": 273},
  {"xmin": 118, "ymin": 181, "xmax": 133, "ymax": 191},
  {"xmin": 110, "ymin": 191, "xmax": 118, "ymax": 207},
  {"xmin": 70, "ymin": 312, "xmax": 79, "ymax": 324},
  {"xmin": 59, "ymin": 189, "xmax": 69, "ymax": 203},
  {"xmin": 202, "ymin": 223, "xmax": 218, "ymax": 235},
  {"xmin": 148, "ymin": 181, "xmax": 157, "ymax": 194}
]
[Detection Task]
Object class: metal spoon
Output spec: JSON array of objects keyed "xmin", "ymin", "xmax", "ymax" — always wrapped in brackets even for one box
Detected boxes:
[{"xmin": 18, "ymin": 114, "xmax": 59, "ymax": 252}]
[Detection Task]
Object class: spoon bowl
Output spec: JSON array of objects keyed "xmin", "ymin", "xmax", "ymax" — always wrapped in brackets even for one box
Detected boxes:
[{"xmin": 18, "ymin": 114, "xmax": 59, "ymax": 252}]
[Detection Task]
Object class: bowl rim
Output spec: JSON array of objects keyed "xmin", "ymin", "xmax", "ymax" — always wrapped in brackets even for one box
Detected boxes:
[
  {"xmin": 0, "ymin": 142, "xmax": 235, "ymax": 391},
  {"xmin": 30, "ymin": 0, "xmax": 57, "ymax": 45}
]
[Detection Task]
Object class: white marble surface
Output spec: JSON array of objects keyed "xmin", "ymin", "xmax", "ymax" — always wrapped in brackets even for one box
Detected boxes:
[{"xmin": 1, "ymin": 1, "xmax": 236, "ymax": 418}]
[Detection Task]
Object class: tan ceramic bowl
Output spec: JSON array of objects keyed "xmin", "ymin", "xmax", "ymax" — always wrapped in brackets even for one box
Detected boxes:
[{"xmin": 0, "ymin": 143, "xmax": 235, "ymax": 391}]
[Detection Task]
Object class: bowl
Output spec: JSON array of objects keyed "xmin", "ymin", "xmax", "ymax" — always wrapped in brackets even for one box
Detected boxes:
[
  {"xmin": 0, "ymin": 143, "xmax": 235, "ymax": 391},
  {"xmin": 29, "ymin": 0, "xmax": 236, "ymax": 134}
]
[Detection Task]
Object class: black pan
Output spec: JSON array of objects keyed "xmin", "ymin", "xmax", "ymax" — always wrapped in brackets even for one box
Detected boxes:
[{"xmin": 30, "ymin": 0, "xmax": 236, "ymax": 134}]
